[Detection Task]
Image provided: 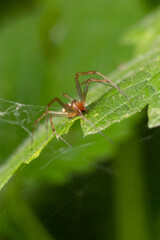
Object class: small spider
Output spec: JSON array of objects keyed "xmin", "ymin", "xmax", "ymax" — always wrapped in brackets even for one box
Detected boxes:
[{"xmin": 32, "ymin": 71, "xmax": 132, "ymax": 148}]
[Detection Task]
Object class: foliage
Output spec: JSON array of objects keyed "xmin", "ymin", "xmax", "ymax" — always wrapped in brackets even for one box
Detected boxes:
[
  {"xmin": 0, "ymin": 1, "xmax": 160, "ymax": 240},
  {"xmin": 1, "ymin": 11, "xmax": 160, "ymax": 190}
]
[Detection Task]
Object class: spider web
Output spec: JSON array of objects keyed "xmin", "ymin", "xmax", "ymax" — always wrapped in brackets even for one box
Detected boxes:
[{"xmin": 0, "ymin": 97, "xmax": 57, "ymax": 136}]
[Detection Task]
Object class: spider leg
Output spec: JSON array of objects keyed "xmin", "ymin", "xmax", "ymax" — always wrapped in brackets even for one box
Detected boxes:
[
  {"xmin": 63, "ymin": 93, "xmax": 74, "ymax": 101},
  {"xmin": 75, "ymin": 71, "xmax": 113, "ymax": 102},
  {"xmin": 49, "ymin": 114, "xmax": 72, "ymax": 148},
  {"xmin": 76, "ymin": 108, "xmax": 114, "ymax": 145},
  {"xmin": 75, "ymin": 73, "xmax": 86, "ymax": 102},
  {"xmin": 81, "ymin": 78, "xmax": 133, "ymax": 107},
  {"xmin": 47, "ymin": 97, "xmax": 71, "ymax": 110},
  {"xmin": 75, "ymin": 71, "xmax": 133, "ymax": 107},
  {"xmin": 32, "ymin": 110, "xmax": 69, "ymax": 147},
  {"xmin": 46, "ymin": 97, "xmax": 73, "ymax": 139}
]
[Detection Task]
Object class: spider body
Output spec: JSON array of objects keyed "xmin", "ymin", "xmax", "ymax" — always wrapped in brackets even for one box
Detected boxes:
[
  {"xmin": 32, "ymin": 71, "xmax": 132, "ymax": 148},
  {"xmin": 62, "ymin": 100, "xmax": 87, "ymax": 118}
]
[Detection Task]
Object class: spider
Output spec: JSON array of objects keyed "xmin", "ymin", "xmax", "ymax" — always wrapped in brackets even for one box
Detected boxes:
[{"xmin": 32, "ymin": 71, "xmax": 132, "ymax": 148}]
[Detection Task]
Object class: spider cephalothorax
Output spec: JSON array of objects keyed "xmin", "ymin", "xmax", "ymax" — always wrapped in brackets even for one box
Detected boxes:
[{"xmin": 70, "ymin": 100, "xmax": 86, "ymax": 113}]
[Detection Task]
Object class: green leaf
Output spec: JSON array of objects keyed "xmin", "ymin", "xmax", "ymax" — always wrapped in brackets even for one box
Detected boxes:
[
  {"xmin": 0, "ymin": 118, "xmax": 76, "ymax": 190},
  {"xmin": 1, "ymin": 54, "xmax": 160, "ymax": 191},
  {"xmin": 1, "ymin": 7, "xmax": 160, "ymax": 191},
  {"xmin": 81, "ymin": 58, "xmax": 160, "ymax": 135},
  {"xmin": 123, "ymin": 6, "xmax": 160, "ymax": 54},
  {"xmin": 148, "ymin": 94, "xmax": 160, "ymax": 128}
]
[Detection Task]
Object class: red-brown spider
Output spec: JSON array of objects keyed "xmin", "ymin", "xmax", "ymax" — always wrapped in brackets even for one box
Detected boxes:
[{"xmin": 32, "ymin": 71, "xmax": 132, "ymax": 148}]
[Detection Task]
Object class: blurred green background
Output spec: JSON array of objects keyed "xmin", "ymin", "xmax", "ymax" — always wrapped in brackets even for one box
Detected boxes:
[{"xmin": 0, "ymin": 0, "xmax": 160, "ymax": 240}]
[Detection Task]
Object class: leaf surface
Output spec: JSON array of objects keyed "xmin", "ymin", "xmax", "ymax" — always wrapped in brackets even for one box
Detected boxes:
[{"xmin": 1, "ymin": 7, "xmax": 160, "ymax": 191}]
